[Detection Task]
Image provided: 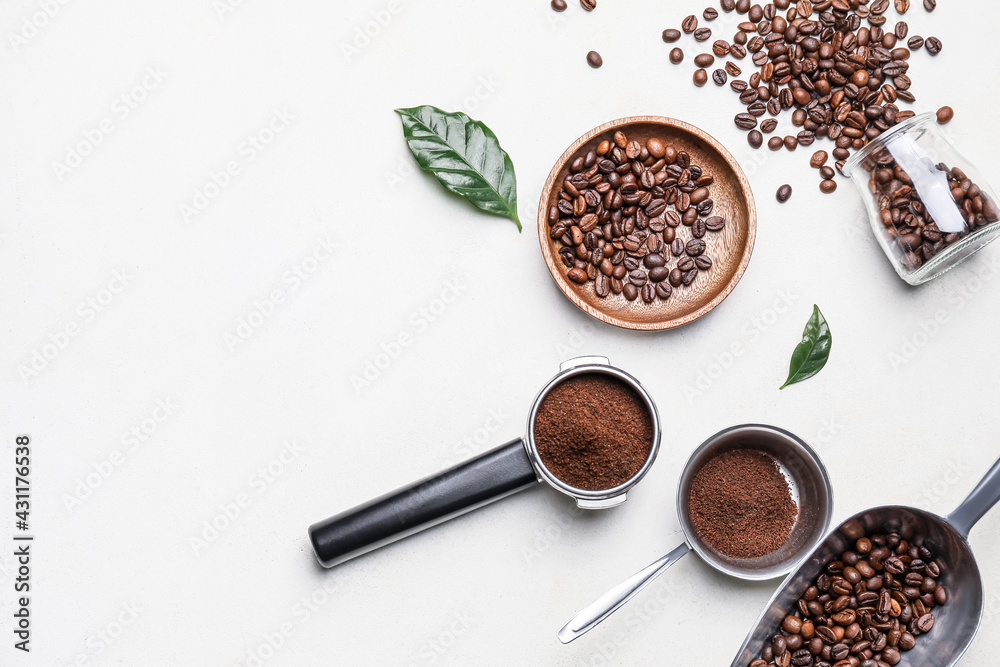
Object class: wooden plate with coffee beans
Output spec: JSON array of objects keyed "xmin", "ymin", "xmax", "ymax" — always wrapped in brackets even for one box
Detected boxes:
[{"xmin": 538, "ymin": 116, "xmax": 756, "ymax": 330}]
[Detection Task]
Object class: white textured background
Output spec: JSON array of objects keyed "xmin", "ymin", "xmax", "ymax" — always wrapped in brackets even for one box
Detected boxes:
[{"xmin": 1, "ymin": 0, "xmax": 999, "ymax": 665}]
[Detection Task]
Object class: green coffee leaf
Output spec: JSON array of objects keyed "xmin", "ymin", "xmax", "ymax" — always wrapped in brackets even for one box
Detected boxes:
[{"xmin": 780, "ymin": 305, "xmax": 832, "ymax": 389}]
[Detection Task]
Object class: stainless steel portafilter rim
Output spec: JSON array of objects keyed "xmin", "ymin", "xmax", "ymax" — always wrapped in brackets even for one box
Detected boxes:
[
  {"xmin": 677, "ymin": 423, "xmax": 835, "ymax": 581},
  {"xmin": 525, "ymin": 356, "xmax": 661, "ymax": 509}
]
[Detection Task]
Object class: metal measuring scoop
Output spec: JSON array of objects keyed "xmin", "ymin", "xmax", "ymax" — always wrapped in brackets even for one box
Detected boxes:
[
  {"xmin": 308, "ymin": 356, "xmax": 660, "ymax": 568},
  {"xmin": 730, "ymin": 454, "xmax": 1000, "ymax": 666},
  {"xmin": 559, "ymin": 424, "xmax": 834, "ymax": 643}
]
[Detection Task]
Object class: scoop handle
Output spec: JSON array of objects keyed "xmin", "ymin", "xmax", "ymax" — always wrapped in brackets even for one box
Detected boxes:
[
  {"xmin": 308, "ymin": 438, "xmax": 539, "ymax": 567},
  {"xmin": 946, "ymin": 455, "xmax": 1000, "ymax": 539},
  {"xmin": 558, "ymin": 542, "xmax": 692, "ymax": 644}
]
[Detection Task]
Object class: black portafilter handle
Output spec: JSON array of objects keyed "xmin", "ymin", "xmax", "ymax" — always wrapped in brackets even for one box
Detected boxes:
[{"xmin": 308, "ymin": 438, "xmax": 540, "ymax": 568}]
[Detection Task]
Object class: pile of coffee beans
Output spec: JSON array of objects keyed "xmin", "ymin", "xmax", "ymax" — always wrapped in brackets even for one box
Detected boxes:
[
  {"xmin": 748, "ymin": 524, "xmax": 949, "ymax": 667},
  {"xmin": 548, "ymin": 130, "xmax": 727, "ymax": 304},
  {"xmin": 663, "ymin": 0, "xmax": 948, "ymax": 193},
  {"xmin": 858, "ymin": 148, "xmax": 1000, "ymax": 272},
  {"xmin": 533, "ymin": 373, "xmax": 653, "ymax": 490}
]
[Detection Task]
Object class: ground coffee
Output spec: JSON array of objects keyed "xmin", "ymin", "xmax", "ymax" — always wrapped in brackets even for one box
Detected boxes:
[
  {"xmin": 533, "ymin": 373, "xmax": 653, "ymax": 491},
  {"xmin": 689, "ymin": 448, "xmax": 797, "ymax": 559}
]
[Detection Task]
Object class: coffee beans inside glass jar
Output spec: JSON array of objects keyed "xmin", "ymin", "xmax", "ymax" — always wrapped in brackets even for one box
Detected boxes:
[
  {"xmin": 748, "ymin": 523, "xmax": 949, "ymax": 667},
  {"xmin": 548, "ymin": 129, "xmax": 727, "ymax": 304},
  {"xmin": 857, "ymin": 146, "xmax": 999, "ymax": 272}
]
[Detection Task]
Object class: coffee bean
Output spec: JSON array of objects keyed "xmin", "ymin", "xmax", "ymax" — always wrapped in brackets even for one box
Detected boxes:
[
  {"xmin": 705, "ymin": 216, "xmax": 725, "ymax": 231},
  {"xmin": 694, "ymin": 53, "xmax": 715, "ymax": 67},
  {"xmin": 669, "ymin": 47, "xmax": 684, "ymax": 64},
  {"xmin": 693, "ymin": 69, "xmax": 708, "ymax": 86},
  {"xmin": 748, "ymin": 129, "xmax": 763, "ymax": 148},
  {"xmin": 768, "ymin": 136, "xmax": 783, "ymax": 150},
  {"xmin": 622, "ymin": 282, "xmax": 638, "ymax": 301},
  {"xmin": 580, "ymin": 0, "xmax": 596, "ymax": 10},
  {"xmin": 925, "ymin": 36, "xmax": 942, "ymax": 54},
  {"xmin": 567, "ymin": 268, "xmax": 588, "ymax": 284},
  {"xmin": 820, "ymin": 179, "xmax": 838, "ymax": 193},
  {"xmin": 907, "ymin": 35, "xmax": 924, "ymax": 49},
  {"xmin": 818, "ymin": 165, "xmax": 834, "ymax": 180},
  {"xmin": 776, "ymin": 184, "xmax": 792, "ymax": 202},
  {"xmin": 682, "ymin": 14, "xmax": 698, "ymax": 32},
  {"xmin": 594, "ymin": 273, "xmax": 610, "ymax": 297},
  {"xmin": 760, "ymin": 119, "xmax": 778, "ymax": 133},
  {"xmin": 686, "ymin": 239, "xmax": 706, "ymax": 256},
  {"xmin": 655, "ymin": 282, "xmax": 672, "ymax": 299},
  {"xmin": 721, "ymin": 0, "xmax": 737, "ymax": 10},
  {"xmin": 713, "ymin": 69, "xmax": 728, "ymax": 85},
  {"xmin": 726, "ymin": 62, "xmax": 742, "ymax": 76},
  {"xmin": 810, "ymin": 150, "xmax": 828, "ymax": 168},
  {"xmin": 895, "ymin": 0, "xmax": 909, "ymax": 11},
  {"xmin": 551, "ymin": 0, "xmax": 568, "ymax": 11},
  {"xmin": 694, "ymin": 27, "xmax": 712, "ymax": 41},
  {"xmin": 586, "ymin": 51, "xmax": 603, "ymax": 68},
  {"xmin": 695, "ymin": 255, "xmax": 712, "ymax": 270},
  {"xmin": 671, "ymin": 238, "xmax": 685, "ymax": 257},
  {"xmin": 783, "ymin": 135, "xmax": 798, "ymax": 151},
  {"xmin": 662, "ymin": 28, "xmax": 681, "ymax": 42},
  {"xmin": 923, "ymin": 0, "xmax": 935, "ymax": 10},
  {"xmin": 668, "ymin": 268, "xmax": 683, "ymax": 287},
  {"xmin": 682, "ymin": 268, "xmax": 698, "ymax": 285},
  {"xmin": 936, "ymin": 105, "xmax": 954, "ymax": 124},
  {"xmin": 713, "ymin": 40, "xmax": 731, "ymax": 56},
  {"xmin": 736, "ymin": 0, "xmax": 750, "ymax": 12},
  {"xmin": 735, "ymin": 112, "xmax": 758, "ymax": 129},
  {"xmin": 704, "ymin": 7, "xmax": 719, "ymax": 20}
]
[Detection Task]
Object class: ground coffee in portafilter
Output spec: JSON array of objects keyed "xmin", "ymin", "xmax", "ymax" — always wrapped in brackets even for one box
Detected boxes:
[
  {"xmin": 533, "ymin": 373, "xmax": 653, "ymax": 491},
  {"xmin": 689, "ymin": 448, "xmax": 798, "ymax": 559}
]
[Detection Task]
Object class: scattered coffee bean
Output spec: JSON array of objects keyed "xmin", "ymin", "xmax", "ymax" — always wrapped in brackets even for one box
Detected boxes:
[
  {"xmin": 936, "ymin": 105, "xmax": 954, "ymax": 124},
  {"xmin": 735, "ymin": 112, "xmax": 757, "ymax": 130},
  {"xmin": 579, "ymin": 0, "xmax": 596, "ymax": 10},
  {"xmin": 662, "ymin": 28, "xmax": 681, "ymax": 43},
  {"xmin": 693, "ymin": 68, "xmax": 708, "ymax": 86},
  {"xmin": 694, "ymin": 53, "xmax": 715, "ymax": 67},
  {"xmin": 669, "ymin": 47, "xmax": 684, "ymax": 64},
  {"xmin": 749, "ymin": 525, "xmax": 949, "ymax": 667},
  {"xmin": 925, "ymin": 36, "xmax": 942, "ymax": 54},
  {"xmin": 721, "ymin": 0, "xmax": 736, "ymax": 10},
  {"xmin": 760, "ymin": 119, "xmax": 777, "ymax": 133},
  {"xmin": 767, "ymin": 136, "xmax": 783, "ymax": 151},
  {"xmin": 895, "ymin": 0, "xmax": 910, "ymax": 12},
  {"xmin": 776, "ymin": 184, "xmax": 792, "ymax": 202},
  {"xmin": 809, "ymin": 150, "xmax": 828, "ymax": 168},
  {"xmin": 550, "ymin": 0, "xmax": 567, "ymax": 11},
  {"xmin": 748, "ymin": 130, "xmax": 763, "ymax": 148},
  {"xmin": 819, "ymin": 179, "xmax": 837, "ymax": 194},
  {"xmin": 908, "ymin": 34, "xmax": 924, "ymax": 49},
  {"xmin": 923, "ymin": 0, "xmax": 935, "ymax": 10},
  {"xmin": 704, "ymin": 7, "xmax": 719, "ymax": 20},
  {"xmin": 725, "ymin": 61, "xmax": 742, "ymax": 77},
  {"xmin": 783, "ymin": 135, "xmax": 797, "ymax": 151},
  {"xmin": 681, "ymin": 14, "xmax": 698, "ymax": 32},
  {"xmin": 713, "ymin": 69, "xmax": 728, "ymax": 85},
  {"xmin": 586, "ymin": 51, "xmax": 603, "ymax": 68},
  {"xmin": 694, "ymin": 27, "xmax": 713, "ymax": 41}
]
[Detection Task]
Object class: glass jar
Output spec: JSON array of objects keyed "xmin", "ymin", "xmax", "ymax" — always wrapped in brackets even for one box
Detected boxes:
[{"xmin": 843, "ymin": 112, "xmax": 1000, "ymax": 285}]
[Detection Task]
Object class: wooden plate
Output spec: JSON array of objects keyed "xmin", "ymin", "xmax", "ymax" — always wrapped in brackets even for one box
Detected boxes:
[{"xmin": 537, "ymin": 116, "xmax": 756, "ymax": 331}]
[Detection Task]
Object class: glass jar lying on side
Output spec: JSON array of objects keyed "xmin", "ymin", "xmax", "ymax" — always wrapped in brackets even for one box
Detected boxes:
[{"xmin": 843, "ymin": 112, "xmax": 1000, "ymax": 286}]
